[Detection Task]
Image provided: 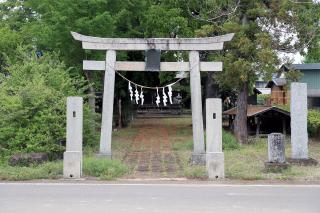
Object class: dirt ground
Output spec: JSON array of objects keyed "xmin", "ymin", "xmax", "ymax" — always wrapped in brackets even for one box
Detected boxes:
[
  {"xmin": 113, "ymin": 118, "xmax": 186, "ymax": 178},
  {"xmin": 112, "ymin": 117, "xmax": 320, "ymax": 181}
]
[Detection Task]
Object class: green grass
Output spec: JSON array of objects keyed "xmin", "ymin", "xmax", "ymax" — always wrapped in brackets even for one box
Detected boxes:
[
  {"xmin": 83, "ymin": 157, "xmax": 129, "ymax": 180},
  {"xmin": 172, "ymin": 140, "xmax": 193, "ymax": 151},
  {"xmin": 224, "ymin": 138, "xmax": 320, "ymax": 181},
  {"xmin": 184, "ymin": 165, "xmax": 206, "ymax": 179},
  {"xmin": 0, "ymin": 161, "xmax": 63, "ymax": 181},
  {"xmin": 0, "ymin": 156, "xmax": 130, "ymax": 181}
]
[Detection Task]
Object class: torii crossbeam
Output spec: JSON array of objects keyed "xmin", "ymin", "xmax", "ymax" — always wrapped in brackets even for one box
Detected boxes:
[{"xmin": 72, "ymin": 32, "xmax": 234, "ymax": 164}]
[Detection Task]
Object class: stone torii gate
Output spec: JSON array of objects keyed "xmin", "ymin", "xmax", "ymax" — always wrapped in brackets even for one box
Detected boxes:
[{"xmin": 72, "ymin": 32, "xmax": 234, "ymax": 164}]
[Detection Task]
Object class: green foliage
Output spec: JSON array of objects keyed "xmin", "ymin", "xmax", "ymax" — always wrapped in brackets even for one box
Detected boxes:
[
  {"xmin": 172, "ymin": 140, "xmax": 193, "ymax": 151},
  {"xmin": 308, "ymin": 110, "xmax": 320, "ymax": 138},
  {"xmin": 0, "ymin": 49, "xmax": 98, "ymax": 157},
  {"xmin": 83, "ymin": 157, "xmax": 129, "ymax": 180},
  {"xmin": 285, "ymin": 69, "xmax": 304, "ymax": 91},
  {"xmin": 0, "ymin": 161, "xmax": 62, "ymax": 181},
  {"xmin": 257, "ymin": 94, "xmax": 270, "ymax": 105},
  {"xmin": 184, "ymin": 165, "xmax": 206, "ymax": 179},
  {"xmin": 222, "ymin": 130, "xmax": 239, "ymax": 150},
  {"xmin": 172, "ymin": 130, "xmax": 239, "ymax": 151}
]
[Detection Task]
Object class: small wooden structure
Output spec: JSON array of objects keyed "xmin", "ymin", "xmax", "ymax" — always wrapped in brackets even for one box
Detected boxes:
[
  {"xmin": 265, "ymin": 78, "xmax": 289, "ymax": 105},
  {"xmin": 224, "ymin": 106, "xmax": 290, "ymax": 137}
]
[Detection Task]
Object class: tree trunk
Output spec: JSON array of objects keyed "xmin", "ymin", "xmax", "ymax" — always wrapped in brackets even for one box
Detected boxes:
[
  {"xmin": 84, "ymin": 71, "xmax": 96, "ymax": 136},
  {"xmin": 118, "ymin": 98, "xmax": 122, "ymax": 129},
  {"xmin": 234, "ymin": 81, "xmax": 248, "ymax": 144},
  {"xmin": 203, "ymin": 72, "xmax": 219, "ymax": 128},
  {"xmin": 85, "ymin": 71, "xmax": 96, "ymax": 113}
]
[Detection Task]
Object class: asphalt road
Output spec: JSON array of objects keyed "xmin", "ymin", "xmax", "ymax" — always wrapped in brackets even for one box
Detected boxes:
[{"xmin": 0, "ymin": 182, "xmax": 319, "ymax": 213}]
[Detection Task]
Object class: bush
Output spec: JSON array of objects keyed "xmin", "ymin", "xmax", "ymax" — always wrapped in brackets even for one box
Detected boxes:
[
  {"xmin": 83, "ymin": 157, "xmax": 129, "ymax": 180},
  {"xmin": 222, "ymin": 130, "xmax": 239, "ymax": 150},
  {"xmin": 0, "ymin": 49, "xmax": 99, "ymax": 157},
  {"xmin": 0, "ymin": 161, "xmax": 62, "ymax": 181},
  {"xmin": 308, "ymin": 110, "xmax": 320, "ymax": 138}
]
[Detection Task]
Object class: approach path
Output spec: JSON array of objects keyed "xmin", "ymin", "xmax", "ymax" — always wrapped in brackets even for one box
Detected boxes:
[{"xmin": 120, "ymin": 118, "xmax": 184, "ymax": 179}]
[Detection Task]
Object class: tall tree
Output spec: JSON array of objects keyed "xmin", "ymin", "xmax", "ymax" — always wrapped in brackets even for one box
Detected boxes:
[{"xmin": 187, "ymin": 0, "xmax": 320, "ymax": 143}]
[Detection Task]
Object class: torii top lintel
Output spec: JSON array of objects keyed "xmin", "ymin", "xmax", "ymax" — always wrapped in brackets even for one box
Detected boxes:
[{"xmin": 71, "ymin": 32, "xmax": 234, "ymax": 51}]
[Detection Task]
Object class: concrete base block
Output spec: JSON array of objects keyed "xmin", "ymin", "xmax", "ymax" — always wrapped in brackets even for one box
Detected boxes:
[
  {"xmin": 190, "ymin": 153, "xmax": 206, "ymax": 165},
  {"xmin": 288, "ymin": 158, "xmax": 318, "ymax": 166},
  {"xmin": 206, "ymin": 152, "xmax": 224, "ymax": 180},
  {"xmin": 63, "ymin": 151, "xmax": 82, "ymax": 179},
  {"xmin": 264, "ymin": 162, "xmax": 290, "ymax": 173},
  {"xmin": 96, "ymin": 153, "xmax": 112, "ymax": 159}
]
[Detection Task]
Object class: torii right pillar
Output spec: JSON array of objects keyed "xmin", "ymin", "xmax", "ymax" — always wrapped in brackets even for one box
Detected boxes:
[
  {"xmin": 189, "ymin": 51, "xmax": 206, "ymax": 164},
  {"xmin": 291, "ymin": 82, "xmax": 308, "ymax": 159}
]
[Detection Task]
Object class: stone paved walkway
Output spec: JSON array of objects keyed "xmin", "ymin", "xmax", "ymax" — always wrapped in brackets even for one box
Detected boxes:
[{"xmin": 122, "ymin": 119, "xmax": 184, "ymax": 178}]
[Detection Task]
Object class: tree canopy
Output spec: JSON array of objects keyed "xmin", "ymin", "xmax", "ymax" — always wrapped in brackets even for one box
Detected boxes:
[{"xmin": 0, "ymin": 0, "xmax": 319, "ymax": 147}]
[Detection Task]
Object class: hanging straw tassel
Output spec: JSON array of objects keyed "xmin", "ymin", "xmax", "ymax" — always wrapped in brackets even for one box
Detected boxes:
[
  {"xmin": 168, "ymin": 84, "xmax": 173, "ymax": 104},
  {"xmin": 128, "ymin": 82, "xmax": 133, "ymax": 101},
  {"xmin": 162, "ymin": 87, "xmax": 168, "ymax": 106},
  {"xmin": 135, "ymin": 85, "xmax": 140, "ymax": 104},
  {"xmin": 140, "ymin": 87, "xmax": 144, "ymax": 105},
  {"xmin": 156, "ymin": 87, "xmax": 161, "ymax": 107}
]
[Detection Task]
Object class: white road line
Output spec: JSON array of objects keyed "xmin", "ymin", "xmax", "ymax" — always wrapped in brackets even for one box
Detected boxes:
[{"xmin": 0, "ymin": 182, "xmax": 320, "ymax": 188}]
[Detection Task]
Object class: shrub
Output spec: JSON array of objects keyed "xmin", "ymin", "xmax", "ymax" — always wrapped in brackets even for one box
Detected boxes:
[
  {"xmin": 0, "ymin": 49, "xmax": 99, "ymax": 158},
  {"xmin": 222, "ymin": 130, "xmax": 239, "ymax": 150},
  {"xmin": 0, "ymin": 161, "xmax": 62, "ymax": 181},
  {"xmin": 83, "ymin": 157, "xmax": 129, "ymax": 180},
  {"xmin": 308, "ymin": 110, "xmax": 320, "ymax": 138}
]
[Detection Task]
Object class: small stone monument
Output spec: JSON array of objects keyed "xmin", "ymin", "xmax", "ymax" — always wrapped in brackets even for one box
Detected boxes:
[
  {"xmin": 265, "ymin": 133, "xmax": 289, "ymax": 171},
  {"xmin": 63, "ymin": 97, "xmax": 83, "ymax": 179},
  {"xmin": 289, "ymin": 83, "xmax": 318, "ymax": 166},
  {"xmin": 206, "ymin": 98, "xmax": 224, "ymax": 180}
]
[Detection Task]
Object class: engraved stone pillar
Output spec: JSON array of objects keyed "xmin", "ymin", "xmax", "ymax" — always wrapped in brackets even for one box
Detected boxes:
[
  {"xmin": 64, "ymin": 97, "xmax": 83, "ymax": 179},
  {"xmin": 206, "ymin": 98, "xmax": 224, "ymax": 179},
  {"xmin": 189, "ymin": 51, "xmax": 205, "ymax": 165},
  {"xmin": 291, "ymin": 83, "xmax": 308, "ymax": 159},
  {"xmin": 268, "ymin": 133, "xmax": 285, "ymax": 163},
  {"xmin": 98, "ymin": 50, "xmax": 116, "ymax": 158}
]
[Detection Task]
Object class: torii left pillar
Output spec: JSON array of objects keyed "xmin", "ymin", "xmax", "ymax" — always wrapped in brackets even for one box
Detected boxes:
[
  {"xmin": 189, "ymin": 51, "xmax": 205, "ymax": 164},
  {"xmin": 97, "ymin": 50, "xmax": 116, "ymax": 158}
]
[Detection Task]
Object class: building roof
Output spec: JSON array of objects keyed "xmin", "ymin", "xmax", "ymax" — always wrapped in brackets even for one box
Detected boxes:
[
  {"xmin": 223, "ymin": 105, "xmax": 290, "ymax": 117},
  {"xmin": 282, "ymin": 63, "xmax": 320, "ymax": 71},
  {"xmin": 265, "ymin": 78, "xmax": 287, "ymax": 88}
]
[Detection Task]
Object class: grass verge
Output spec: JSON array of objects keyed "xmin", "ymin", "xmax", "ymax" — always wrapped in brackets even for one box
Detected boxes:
[
  {"xmin": 0, "ymin": 161, "xmax": 63, "ymax": 181},
  {"xmin": 83, "ymin": 157, "xmax": 129, "ymax": 180}
]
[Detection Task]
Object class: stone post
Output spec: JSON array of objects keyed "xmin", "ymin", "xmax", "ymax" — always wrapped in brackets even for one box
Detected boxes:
[
  {"xmin": 206, "ymin": 98, "xmax": 224, "ymax": 179},
  {"xmin": 63, "ymin": 97, "xmax": 83, "ymax": 179},
  {"xmin": 189, "ymin": 51, "xmax": 205, "ymax": 165},
  {"xmin": 98, "ymin": 50, "xmax": 116, "ymax": 158},
  {"xmin": 290, "ymin": 83, "xmax": 308, "ymax": 159},
  {"xmin": 268, "ymin": 133, "xmax": 285, "ymax": 163},
  {"xmin": 265, "ymin": 133, "xmax": 289, "ymax": 171}
]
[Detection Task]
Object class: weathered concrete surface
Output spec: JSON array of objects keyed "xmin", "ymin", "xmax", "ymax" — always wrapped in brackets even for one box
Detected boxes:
[
  {"xmin": 189, "ymin": 51, "xmax": 205, "ymax": 164},
  {"xmin": 63, "ymin": 151, "xmax": 81, "ymax": 178},
  {"xmin": 83, "ymin": 60, "xmax": 223, "ymax": 72},
  {"xmin": 1, "ymin": 183, "xmax": 320, "ymax": 213},
  {"xmin": 290, "ymin": 83, "xmax": 308, "ymax": 159},
  {"xmin": 206, "ymin": 98, "xmax": 222, "ymax": 153},
  {"xmin": 268, "ymin": 133, "xmax": 285, "ymax": 163},
  {"xmin": 99, "ymin": 50, "xmax": 116, "ymax": 158},
  {"xmin": 205, "ymin": 98, "xmax": 224, "ymax": 179},
  {"xmin": 206, "ymin": 152, "xmax": 225, "ymax": 179},
  {"xmin": 64, "ymin": 97, "xmax": 83, "ymax": 178},
  {"xmin": 66, "ymin": 97, "xmax": 83, "ymax": 152},
  {"xmin": 71, "ymin": 31, "xmax": 234, "ymax": 51}
]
